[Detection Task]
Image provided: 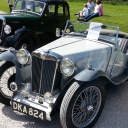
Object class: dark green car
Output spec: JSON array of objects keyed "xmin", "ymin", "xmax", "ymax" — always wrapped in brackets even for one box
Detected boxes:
[{"xmin": 0, "ymin": 0, "xmax": 70, "ymax": 52}]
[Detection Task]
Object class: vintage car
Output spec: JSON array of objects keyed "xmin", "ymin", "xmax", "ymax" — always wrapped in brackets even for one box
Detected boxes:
[
  {"xmin": 0, "ymin": 20, "xmax": 128, "ymax": 128},
  {"xmin": 0, "ymin": 0, "xmax": 70, "ymax": 53}
]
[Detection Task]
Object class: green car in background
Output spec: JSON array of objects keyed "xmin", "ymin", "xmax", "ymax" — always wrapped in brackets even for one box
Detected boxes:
[{"xmin": 0, "ymin": 0, "xmax": 70, "ymax": 52}]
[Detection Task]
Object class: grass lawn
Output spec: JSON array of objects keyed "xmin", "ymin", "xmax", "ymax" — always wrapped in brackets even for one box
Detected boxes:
[
  {"xmin": 0, "ymin": 0, "xmax": 128, "ymax": 32},
  {"xmin": 70, "ymin": 1, "xmax": 128, "ymax": 33}
]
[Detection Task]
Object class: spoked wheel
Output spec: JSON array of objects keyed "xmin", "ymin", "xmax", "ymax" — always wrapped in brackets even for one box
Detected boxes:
[
  {"xmin": 15, "ymin": 36, "xmax": 34, "ymax": 53},
  {"xmin": 0, "ymin": 62, "xmax": 16, "ymax": 105},
  {"xmin": 60, "ymin": 80, "xmax": 106, "ymax": 128}
]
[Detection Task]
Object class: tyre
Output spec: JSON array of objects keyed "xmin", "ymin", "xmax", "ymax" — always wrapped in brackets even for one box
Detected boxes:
[
  {"xmin": 60, "ymin": 80, "xmax": 106, "ymax": 128},
  {"xmin": 0, "ymin": 62, "xmax": 16, "ymax": 105},
  {"xmin": 15, "ymin": 35, "xmax": 34, "ymax": 53}
]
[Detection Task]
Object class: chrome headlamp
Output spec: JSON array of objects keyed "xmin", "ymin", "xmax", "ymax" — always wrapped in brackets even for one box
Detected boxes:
[
  {"xmin": 43, "ymin": 92, "xmax": 54, "ymax": 104},
  {"xmin": 4, "ymin": 25, "xmax": 11, "ymax": 34},
  {"xmin": 16, "ymin": 49, "xmax": 31, "ymax": 65},
  {"xmin": 60, "ymin": 58, "xmax": 75, "ymax": 77}
]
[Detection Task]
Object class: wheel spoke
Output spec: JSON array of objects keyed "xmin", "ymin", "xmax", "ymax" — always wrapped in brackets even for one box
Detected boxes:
[
  {"xmin": 72, "ymin": 86, "xmax": 102, "ymax": 127},
  {"xmin": 0, "ymin": 66, "xmax": 16, "ymax": 98}
]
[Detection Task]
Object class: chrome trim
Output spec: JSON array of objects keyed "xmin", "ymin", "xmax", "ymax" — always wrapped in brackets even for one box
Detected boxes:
[
  {"xmin": 12, "ymin": 94, "xmax": 52, "ymax": 121},
  {"xmin": 17, "ymin": 49, "xmax": 31, "ymax": 65},
  {"xmin": 32, "ymin": 51, "xmax": 47, "ymax": 60},
  {"xmin": 0, "ymin": 15, "xmax": 6, "ymax": 25},
  {"xmin": 32, "ymin": 51, "xmax": 60, "ymax": 94},
  {"xmin": 12, "ymin": 0, "xmax": 46, "ymax": 17},
  {"xmin": 0, "ymin": 15, "xmax": 6, "ymax": 39},
  {"xmin": 4, "ymin": 25, "xmax": 12, "ymax": 34},
  {"xmin": 60, "ymin": 58, "xmax": 75, "ymax": 77},
  {"xmin": 10, "ymin": 82, "xmax": 18, "ymax": 92},
  {"xmin": 32, "ymin": 50, "xmax": 59, "ymax": 61},
  {"xmin": 51, "ymin": 61, "xmax": 59, "ymax": 92}
]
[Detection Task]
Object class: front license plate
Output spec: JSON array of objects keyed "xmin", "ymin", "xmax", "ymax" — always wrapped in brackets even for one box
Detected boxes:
[{"xmin": 12, "ymin": 101, "xmax": 46, "ymax": 120}]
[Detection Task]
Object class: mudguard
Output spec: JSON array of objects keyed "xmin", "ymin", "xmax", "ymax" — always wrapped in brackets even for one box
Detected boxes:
[
  {"xmin": 52, "ymin": 69, "xmax": 108, "ymax": 112},
  {"xmin": 0, "ymin": 50, "xmax": 31, "ymax": 86},
  {"xmin": 11, "ymin": 27, "xmax": 42, "ymax": 48},
  {"xmin": 74, "ymin": 69, "xmax": 106, "ymax": 82}
]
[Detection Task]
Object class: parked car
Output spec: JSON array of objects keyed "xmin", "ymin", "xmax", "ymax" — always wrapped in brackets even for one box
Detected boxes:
[
  {"xmin": 0, "ymin": 20, "xmax": 128, "ymax": 128},
  {"xmin": 0, "ymin": 0, "xmax": 70, "ymax": 53}
]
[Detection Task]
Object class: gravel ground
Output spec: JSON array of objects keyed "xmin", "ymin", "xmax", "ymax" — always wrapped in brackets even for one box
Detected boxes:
[
  {"xmin": 0, "ymin": 10, "xmax": 6, "ymax": 14},
  {"xmin": 0, "ymin": 82, "xmax": 128, "ymax": 128}
]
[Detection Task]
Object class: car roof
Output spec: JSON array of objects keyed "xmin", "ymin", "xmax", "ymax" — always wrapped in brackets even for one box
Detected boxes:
[{"xmin": 35, "ymin": 0, "xmax": 67, "ymax": 3}]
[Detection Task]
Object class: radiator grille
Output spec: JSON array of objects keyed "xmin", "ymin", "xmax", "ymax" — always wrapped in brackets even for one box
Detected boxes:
[{"xmin": 32, "ymin": 55, "xmax": 58, "ymax": 95}]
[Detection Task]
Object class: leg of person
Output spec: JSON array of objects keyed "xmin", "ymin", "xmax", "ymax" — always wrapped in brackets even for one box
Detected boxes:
[
  {"xmin": 9, "ymin": 5, "xmax": 13, "ymax": 12},
  {"xmin": 86, "ymin": 12, "xmax": 99, "ymax": 22},
  {"xmin": 11, "ymin": 5, "xmax": 13, "ymax": 11},
  {"xmin": 88, "ymin": 9, "xmax": 91, "ymax": 15},
  {"xmin": 84, "ymin": 13, "xmax": 93, "ymax": 19},
  {"xmin": 9, "ymin": 5, "xmax": 11, "ymax": 12}
]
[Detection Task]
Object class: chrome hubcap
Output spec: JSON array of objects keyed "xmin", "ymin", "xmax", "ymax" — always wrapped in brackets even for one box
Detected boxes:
[
  {"xmin": 72, "ymin": 86, "xmax": 101, "ymax": 127},
  {"xmin": 22, "ymin": 44, "xmax": 27, "ymax": 49},
  {"xmin": 87, "ymin": 105, "xmax": 93, "ymax": 111}
]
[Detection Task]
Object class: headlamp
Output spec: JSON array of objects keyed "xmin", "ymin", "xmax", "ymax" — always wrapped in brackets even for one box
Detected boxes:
[
  {"xmin": 4, "ymin": 25, "xmax": 11, "ymax": 34},
  {"xmin": 17, "ymin": 49, "xmax": 31, "ymax": 65},
  {"xmin": 60, "ymin": 58, "xmax": 75, "ymax": 77}
]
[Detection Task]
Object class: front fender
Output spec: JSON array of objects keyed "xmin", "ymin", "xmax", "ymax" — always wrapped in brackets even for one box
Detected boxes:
[
  {"xmin": 5, "ymin": 27, "xmax": 42, "ymax": 48},
  {"xmin": 74, "ymin": 69, "xmax": 106, "ymax": 82},
  {"xmin": 0, "ymin": 50, "xmax": 31, "ymax": 85},
  {"xmin": 52, "ymin": 69, "xmax": 107, "ymax": 112}
]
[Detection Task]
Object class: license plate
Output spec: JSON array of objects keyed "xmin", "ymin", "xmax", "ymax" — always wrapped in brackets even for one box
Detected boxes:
[{"xmin": 12, "ymin": 101, "xmax": 46, "ymax": 120}]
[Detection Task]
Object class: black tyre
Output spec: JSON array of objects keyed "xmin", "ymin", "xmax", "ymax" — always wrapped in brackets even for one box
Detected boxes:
[
  {"xmin": 60, "ymin": 80, "xmax": 106, "ymax": 128},
  {"xmin": 0, "ymin": 62, "xmax": 16, "ymax": 105},
  {"xmin": 15, "ymin": 35, "xmax": 34, "ymax": 53}
]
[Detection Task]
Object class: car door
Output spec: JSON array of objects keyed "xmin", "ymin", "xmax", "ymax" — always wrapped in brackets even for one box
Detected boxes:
[
  {"xmin": 39, "ymin": 3, "xmax": 57, "ymax": 34},
  {"xmin": 110, "ymin": 39, "xmax": 128, "ymax": 78},
  {"xmin": 56, "ymin": 3, "xmax": 70, "ymax": 34}
]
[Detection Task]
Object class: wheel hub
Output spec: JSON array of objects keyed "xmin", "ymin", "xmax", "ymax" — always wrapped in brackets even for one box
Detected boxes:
[
  {"xmin": 8, "ymin": 73, "xmax": 16, "ymax": 90},
  {"xmin": 22, "ymin": 44, "xmax": 27, "ymax": 49},
  {"xmin": 87, "ymin": 105, "xmax": 93, "ymax": 112}
]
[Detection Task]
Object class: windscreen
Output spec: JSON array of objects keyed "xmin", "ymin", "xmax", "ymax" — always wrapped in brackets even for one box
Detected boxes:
[
  {"xmin": 13, "ymin": 0, "xmax": 45, "ymax": 15},
  {"xmin": 63, "ymin": 20, "xmax": 119, "ymax": 44}
]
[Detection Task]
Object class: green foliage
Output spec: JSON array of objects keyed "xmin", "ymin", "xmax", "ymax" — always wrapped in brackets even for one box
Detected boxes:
[
  {"xmin": 0, "ymin": 0, "xmax": 10, "ymax": 12},
  {"xmin": 68, "ymin": 1, "xmax": 128, "ymax": 32}
]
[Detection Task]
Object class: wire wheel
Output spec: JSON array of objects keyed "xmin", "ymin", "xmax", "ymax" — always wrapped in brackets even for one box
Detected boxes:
[
  {"xmin": 72, "ymin": 86, "xmax": 101, "ymax": 127},
  {"xmin": 0, "ymin": 66, "xmax": 16, "ymax": 98},
  {"xmin": 60, "ymin": 81, "xmax": 105, "ymax": 128}
]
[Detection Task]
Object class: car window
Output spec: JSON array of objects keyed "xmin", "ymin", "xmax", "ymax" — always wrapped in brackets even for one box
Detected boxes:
[
  {"xmin": 13, "ymin": 0, "xmax": 45, "ymax": 15},
  {"xmin": 44, "ymin": 4, "xmax": 55, "ymax": 17},
  {"xmin": 64, "ymin": 5, "xmax": 69, "ymax": 16},
  {"xmin": 35, "ymin": 2, "xmax": 45, "ymax": 13},
  {"xmin": 58, "ymin": 4, "xmax": 64, "ymax": 16}
]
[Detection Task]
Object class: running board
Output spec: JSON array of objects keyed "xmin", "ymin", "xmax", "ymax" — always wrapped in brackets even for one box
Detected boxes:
[{"xmin": 111, "ymin": 73, "xmax": 128, "ymax": 85}]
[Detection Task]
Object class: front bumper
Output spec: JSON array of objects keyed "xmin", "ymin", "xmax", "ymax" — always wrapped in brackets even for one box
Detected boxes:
[{"xmin": 12, "ymin": 92, "xmax": 52, "ymax": 121}]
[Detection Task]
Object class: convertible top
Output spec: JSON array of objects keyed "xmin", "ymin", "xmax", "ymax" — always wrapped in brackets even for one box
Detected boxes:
[{"xmin": 100, "ymin": 29, "xmax": 128, "ymax": 38}]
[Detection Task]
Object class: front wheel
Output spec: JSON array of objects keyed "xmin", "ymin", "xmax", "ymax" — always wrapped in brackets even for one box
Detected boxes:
[
  {"xmin": 0, "ymin": 62, "xmax": 16, "ymax": 105},
  {"xmin": 60, "ymin": 80, "xmax": 106, "ymax": 128}
]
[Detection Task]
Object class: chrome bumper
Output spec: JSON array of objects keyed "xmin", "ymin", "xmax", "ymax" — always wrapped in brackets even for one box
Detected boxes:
[{"xmin": 12, "ymin": 93, "xmax": 52, "ymax": 121}]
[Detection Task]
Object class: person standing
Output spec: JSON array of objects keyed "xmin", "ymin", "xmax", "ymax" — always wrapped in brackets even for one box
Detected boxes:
[
  {"xmin": 8, "ymin": 0, "xmax": 14, "ymax": 13},
  {"xmin": 87, "ymin": 0, "xmax": 95, "ymax": 14}
]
